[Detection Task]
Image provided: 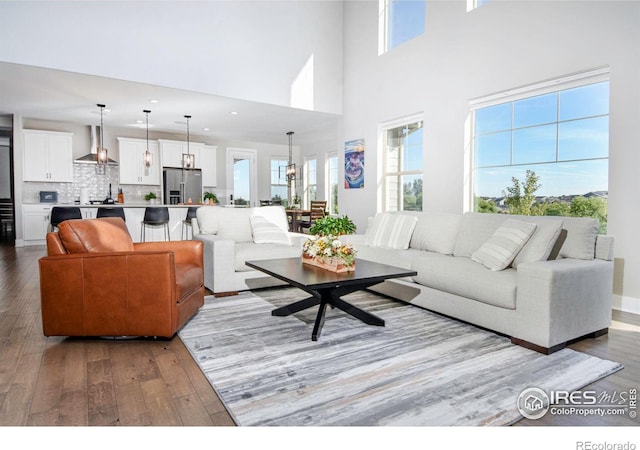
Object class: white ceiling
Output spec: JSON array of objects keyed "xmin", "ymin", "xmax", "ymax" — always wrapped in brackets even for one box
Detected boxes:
[{"xmin": 0, "ymin": 62, "xmax": 339, "ymax": 145}]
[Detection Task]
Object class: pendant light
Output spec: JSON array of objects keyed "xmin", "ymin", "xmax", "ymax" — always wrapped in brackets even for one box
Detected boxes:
[
  {"xmin": 96, "ymin": 104, "xmax": 108, "ymax": 175},
  {"xmin": 286, "ymin": 131, "xmax": 296, "ymax": 206},
  {"xmin": 183, "ymin": 115, "xmax": 195, "ymax": 169},
  {"xmin": 143, "ymin": 109, "xmax": 152, "ymax": 168}
]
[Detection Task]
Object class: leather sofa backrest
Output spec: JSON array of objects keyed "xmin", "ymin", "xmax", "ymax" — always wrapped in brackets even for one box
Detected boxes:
[{"xmin": 58, "ymin": 217, "xmax": 134, "ymax": 253}]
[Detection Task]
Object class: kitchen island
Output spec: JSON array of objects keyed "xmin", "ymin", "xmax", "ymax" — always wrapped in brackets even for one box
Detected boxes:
[{"xmin": 20, "ymin": 203, "xmax": 204, "ymax": 246}]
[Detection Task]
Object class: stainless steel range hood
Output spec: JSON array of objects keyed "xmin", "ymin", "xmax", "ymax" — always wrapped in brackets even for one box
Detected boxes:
[{"xmin": 74, "ymin": 125, "xmax": 118, "ymax": 165}]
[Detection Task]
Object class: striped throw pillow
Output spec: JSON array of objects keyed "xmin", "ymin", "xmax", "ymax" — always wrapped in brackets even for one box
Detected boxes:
[
  {"xmin": 365, "ymin": 213, "xmax": 418, "ymax": 250},
  {"xmin": 250, "ymin": 216, "xmax": 292, "ymax": 245},
  {"xmin": 471, "ymin": 219, "xmax": 537, "ymax": 271}
]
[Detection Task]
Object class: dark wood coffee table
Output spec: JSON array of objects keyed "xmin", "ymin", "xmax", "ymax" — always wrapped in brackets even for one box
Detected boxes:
[{"xmin": 245, "ymin": 258, "xmax": 417, "ymax": 341}]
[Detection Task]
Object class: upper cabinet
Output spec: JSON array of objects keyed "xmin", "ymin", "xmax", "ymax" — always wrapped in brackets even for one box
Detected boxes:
[
  {"xmin": 23, "ymin": 130, "xmax": 73, "ymax": 182},
  {"xmin": 158, "ymin": 139, "xmax": 204, "ymax": 169},
  {"xmin": 201, "ymin": 145, "xmax": 217, "ymax": 187},
  {"xmin": 117, "ymin": 137, "xmax": 160, "ymax": 185}
]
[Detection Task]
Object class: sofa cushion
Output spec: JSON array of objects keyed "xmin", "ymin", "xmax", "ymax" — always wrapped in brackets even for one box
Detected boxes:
[
  {"xmin": 235, "ymin": 242, "xmax": 303, "ymax": 272},
  {"xmin": 365, "ymin": 213, "xmax": 418, "ymax": 249},
  {"xmin": 412, "ymin": 253, "xmax": 518, "ymax": 309},
  {"xmin": 409, "ymin": 212, "xmax": 461, "ymax": 255},
  {"xmin": 216, "ymin": 207, "xmax": 254, "ymax": 243},
  {"xmin": 249, "ymin": 215, "xmax": 291, "ymax": 245},
  {"xmin": 453, "ymin": 213, "xmax": 507, "ymax": 258},
  {"xmin": 512, "ymin": 217, "xmax": 564, "ymax": 268},
  {"xmin": 353, "ymin": 246, "xmax": 424, "ymax": 271},
  {"xmin": 558, "ymin": 217, "xmax": 599, "ymax": 260},
  {"xmin": 195, "ymin": 206, "xmax": 220, "ymax": 235},
  {"xmin": 471, "ymin": 219, "xmax": 537, "ymax": 271},
  {"xmin": 58, "ymin": 217, "xmax": 134, "ymax": 253}
]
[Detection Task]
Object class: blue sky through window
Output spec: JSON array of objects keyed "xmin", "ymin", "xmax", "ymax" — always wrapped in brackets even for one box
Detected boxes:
[
  {"xmin": 388, "ymin": 0, "xmax": 425, "ymax": 50},
  {"xmin": 473, "ymin": 81, "xmax": 609, "ymax": 198}
]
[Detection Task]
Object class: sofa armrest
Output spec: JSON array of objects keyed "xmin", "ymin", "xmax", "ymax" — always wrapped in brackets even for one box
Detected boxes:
[
  {"xmin": 134, "ymin": 240, "xmax": 203, "ymax": 267},
  {"xmin": 515, "ymin": 258, "xmax": 613, "ymax": 349},
  {"xmin": 194, "ymin": 235, "xmax": 237, "ymax": 292}
]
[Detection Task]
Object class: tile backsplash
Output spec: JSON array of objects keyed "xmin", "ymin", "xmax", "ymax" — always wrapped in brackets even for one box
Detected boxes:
[{"xmin": 23, "ymin": 164, "xmax": 162, "ymax": 204}]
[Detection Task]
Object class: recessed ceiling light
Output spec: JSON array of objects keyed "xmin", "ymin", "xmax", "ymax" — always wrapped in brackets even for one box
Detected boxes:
[
  {"xmin": 230, "ymin": 111, "xmax": 239, "ymax": 115},
  {"xmin": 149, "ymin": 99, "xmax": 159, "ymax": 104},
  {"xmin": 136, "ymin": 119, "xmax": 144, "ymax": 124},
  {"xmin": 203, "ymin": 127, "xmax": 210, "ymax": 131}
]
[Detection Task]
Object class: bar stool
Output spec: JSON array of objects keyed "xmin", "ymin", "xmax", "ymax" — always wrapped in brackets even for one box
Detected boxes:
[
  {"xmin": 50, "ymin": 207, "xmax": 82, "ymax": 232},
  {"xmin": 96, "ymin": 207, "xmax": 126, "ymax": 222},
  {"xmin": 140, "ymin": 207, "xmax": 170, "ymax": 242},
  {"xmin": 181, "ymin": 206, "xmax": 199, "ymax": 240}
]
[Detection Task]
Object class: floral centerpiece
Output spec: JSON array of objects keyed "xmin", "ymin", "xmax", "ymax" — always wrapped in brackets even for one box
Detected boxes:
[{"xmin": 302, "ymin": 234, "xmax": 357, "ymax": 272}]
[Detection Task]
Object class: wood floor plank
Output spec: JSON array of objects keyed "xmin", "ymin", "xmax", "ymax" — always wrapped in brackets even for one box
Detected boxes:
[
  {"xmin": 114, "ymin": 382, "xmax": 152, "ymax": 426},
  {"xmin": 155, "ymin": 350, "xmax": 196, "ymax": 399},
  {"xmin": 173, "ymin": 393, "xmax": 215, "ymax": 426},
  {"xmin": 0, "ymin": 352, "xmax": 43, "ymax": 426},
  {"xmin": 139, "ymin": 378, "xmax": 183, "ymax": 426},
  {"xmin": 86, "ymin": 358, "xmax": 117, "ymax": 418}
]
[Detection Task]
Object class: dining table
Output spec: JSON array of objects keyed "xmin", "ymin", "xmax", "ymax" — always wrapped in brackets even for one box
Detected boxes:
[{"xmin": 285, "ymin": 208, "xmax": 311, "ymax": 233}]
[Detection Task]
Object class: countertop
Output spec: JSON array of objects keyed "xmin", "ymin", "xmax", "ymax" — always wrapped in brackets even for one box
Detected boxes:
[{"xmin": 23, "ymin": 203, "xmax": 206, "ymax": 208}]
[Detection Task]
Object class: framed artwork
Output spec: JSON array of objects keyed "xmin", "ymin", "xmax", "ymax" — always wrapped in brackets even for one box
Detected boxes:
[{"xmin": 345, "ymin": 138, "xmax": 364, "ymax": 189}]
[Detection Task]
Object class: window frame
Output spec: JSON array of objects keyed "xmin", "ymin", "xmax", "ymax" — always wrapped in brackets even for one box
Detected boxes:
[
  {"xmin": 303, "ymin": 156, "xmax": 317, "ymax": 208},
  {"xmin": 381, "ymin": 114, "xmax": 424, "ymax": 212},
  {"xmin": 270, "ymin": 157, "xmax": 289, "ymax": 204},
  {"xmin": 378, "ymin": 0, "xmax": 426, "ymax": 55},
  {"xmin": 326, "ymin": 152, "xmax": 339, "ymax": 215}
]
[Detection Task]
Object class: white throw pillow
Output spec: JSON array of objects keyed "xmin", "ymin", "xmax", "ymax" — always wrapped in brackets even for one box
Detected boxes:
[
  {"xmin": 251, "ymin": 205, "xmax": 290, "ymax": 234},
  {"xmin": 512, "ymin": 218, "xmax": 563, "ymax": 268},
  {"xmin": 249, "ymin": 215, "xmax": 292, "ymax": 245},
  {"xmin": 409, "ymin": 212, "xmax": 461, "ymax": 255},
  {"xmin": 364, "ymin": 213, "xmax": 418, "ymax": 250},
  {"xmin": 471, "ymin": 219, "xmax": 537, "ymax": 271}
]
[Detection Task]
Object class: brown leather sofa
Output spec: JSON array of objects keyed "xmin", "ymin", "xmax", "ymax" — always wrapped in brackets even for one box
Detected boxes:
[{"xmin": 39, "ymin": 217, "xmax": 205, "ymax": 338}]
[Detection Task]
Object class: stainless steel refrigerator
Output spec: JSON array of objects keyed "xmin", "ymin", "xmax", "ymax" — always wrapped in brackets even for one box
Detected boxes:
[{"xmin": 163, "ymin": 168, "xmax": 202, "ymax": 204}]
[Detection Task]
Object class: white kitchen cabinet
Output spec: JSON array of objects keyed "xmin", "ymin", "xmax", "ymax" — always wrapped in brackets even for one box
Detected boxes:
[
  {"xmin": 22, "ymin": 204, "xmax": 53, "ymax": 244},
  {"xmin": 201, "ymin": 145, "xmax": 217, "ymax": 187},
  {"xmin": 23, "ymin": 130, "xmax": 73, "ymax": 182},
  {"xmin": 159, "ymin": 139, "xmax": 203, "ymax": 169},
  {"xmin": 118, "ymin": 137, "xmax": 160, "ymax": 185}
]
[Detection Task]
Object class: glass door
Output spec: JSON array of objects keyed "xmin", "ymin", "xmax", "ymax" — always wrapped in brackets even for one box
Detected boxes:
[{"xmin": 226, "ymin": 148, "xmax": 257, "ymax": 206}]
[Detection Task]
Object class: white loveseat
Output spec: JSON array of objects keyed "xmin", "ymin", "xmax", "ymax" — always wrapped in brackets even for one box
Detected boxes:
[
  {"xmin": 193, "ymin": 205, "xmax": 308, "ymax": 294},
  {"xmin": 346, "ymin": 211, "xmax": 615, "ymax": 354}
]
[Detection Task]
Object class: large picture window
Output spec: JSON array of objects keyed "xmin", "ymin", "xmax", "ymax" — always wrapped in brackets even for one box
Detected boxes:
[
  {"xmin": 472, "ymin": 71, "xmax": 609, "ymax": 231},
  {"xmin": 383, "ymin": 119, "xmax": 423, "ymax": 212}
]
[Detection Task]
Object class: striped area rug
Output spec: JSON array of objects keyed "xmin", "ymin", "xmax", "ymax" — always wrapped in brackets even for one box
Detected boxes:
[{"xmin": 179, "ymin": 287, "xmax": 623, "ymax": 426}]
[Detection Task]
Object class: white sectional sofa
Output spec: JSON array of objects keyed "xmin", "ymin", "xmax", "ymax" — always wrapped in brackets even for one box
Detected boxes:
[
  {"xmin": 193, "ymin": 205, "xmax": 615, "ymax": 354},
  {"xmin": 193, "ymin": 205, "xmax": 308, "ymax": 294},
  {"xmin": 347, "ymin": 211, "xmax": 615, "ymax": 354}
]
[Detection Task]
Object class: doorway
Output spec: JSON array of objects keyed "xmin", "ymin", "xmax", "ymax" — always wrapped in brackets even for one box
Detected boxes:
[
  {"xmin": 0, "ymin": 133, "xmax": 14, "ymax": 243},
  {"xmin": 226, "ymin": 148, "xmax": 257, "ymax": 206}
]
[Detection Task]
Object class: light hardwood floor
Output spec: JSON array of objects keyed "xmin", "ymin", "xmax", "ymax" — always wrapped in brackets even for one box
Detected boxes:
[{"xmin": 0, "ymin": 242, "xmax": 637, "ymax": 426}]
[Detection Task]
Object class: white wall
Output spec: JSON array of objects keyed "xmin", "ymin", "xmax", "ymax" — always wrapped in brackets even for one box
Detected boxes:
[
  {"xmin": 341, "ymin": 0, "xmax": 640, "ymax": 311},
  {"xmin": 0, "ymin": 1, "xmax": 343, "ymax": 115}
]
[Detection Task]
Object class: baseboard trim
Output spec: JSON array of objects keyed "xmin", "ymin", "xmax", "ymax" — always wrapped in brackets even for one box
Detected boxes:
[{"xmin": 612, "ymin": 294, "xmax": 640, "ymax": 315}]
